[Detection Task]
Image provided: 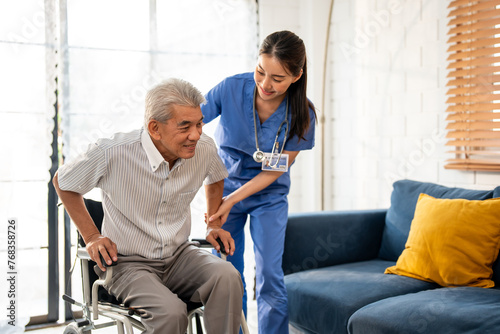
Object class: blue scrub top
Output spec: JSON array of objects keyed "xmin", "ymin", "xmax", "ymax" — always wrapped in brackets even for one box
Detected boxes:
[{"xmin": 202, "ymin": 72, "xmax": 316, "ymax": 195}]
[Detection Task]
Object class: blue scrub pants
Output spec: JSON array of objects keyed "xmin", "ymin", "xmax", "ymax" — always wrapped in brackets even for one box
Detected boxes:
[{"xmin": 218, "ymin": 191, "xmax": 289, "ymax": 334}]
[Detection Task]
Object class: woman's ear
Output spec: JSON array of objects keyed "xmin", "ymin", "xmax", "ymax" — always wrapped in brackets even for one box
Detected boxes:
[
  {"xmin": 147, "ymin": 120, "xmax": 161, "ymax": 140},
  {"xmin": 292, "ymin": 68, "xmax": 303, "ymax": 83}
]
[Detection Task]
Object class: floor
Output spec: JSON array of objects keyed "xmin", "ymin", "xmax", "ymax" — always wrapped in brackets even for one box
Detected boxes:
[
  {"xmin": 27, "ymin": 300, "xmax": 260, "ymax": 333},
  {"xmin": 26, "ymin": 299, "xmax": 305, "ymax": 333}
]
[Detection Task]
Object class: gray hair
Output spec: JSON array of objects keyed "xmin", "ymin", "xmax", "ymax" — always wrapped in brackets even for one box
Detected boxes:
[{"xmin": 144, "ymin": 78, "xmax": 206, "ymax": 127}]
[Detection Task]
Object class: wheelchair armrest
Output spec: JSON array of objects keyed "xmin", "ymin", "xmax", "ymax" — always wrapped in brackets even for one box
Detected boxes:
[
  {"xmin": 191, "ymin": 238, "xmax": 212, "ymax": 248},
  {"xmin": 76, "ymin": 247, "xmax": 116, "ymax": 321},
  {"xmin": 77, "ymin": 248, "xmax": 92, "ymax": 261},
  {"xmin": 191, "ymin": 238, "xmax": 227, "ymax": 255},
  {"xmin": 91, "ymin": 260, "xmax": 115, "ymax": 321},
  {"xmin": 77, "ymin": 248, "xmax": 117, "ymax": 267},
  {"xmin": 76, "ymin": 247, "xmax": 117, "ymax": 320}
]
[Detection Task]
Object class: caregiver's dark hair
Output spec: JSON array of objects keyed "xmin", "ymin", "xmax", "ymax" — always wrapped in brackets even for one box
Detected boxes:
[{"xmin": 259, "ymin": 30, "xmax": 317, "ymax": 141}]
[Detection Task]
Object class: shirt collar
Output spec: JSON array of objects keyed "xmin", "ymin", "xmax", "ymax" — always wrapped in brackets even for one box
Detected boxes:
[{"xmin": 141, "ymin": 128, "xmax": 165, "ymax": 172}]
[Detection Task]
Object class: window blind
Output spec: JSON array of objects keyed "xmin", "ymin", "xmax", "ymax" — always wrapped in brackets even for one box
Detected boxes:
[{"xmin": 445, "ymin": 0, "xmax": 500, "ymax": 171}]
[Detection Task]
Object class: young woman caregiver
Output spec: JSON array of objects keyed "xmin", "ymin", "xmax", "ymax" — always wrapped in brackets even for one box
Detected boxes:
[{"xmin": 201, "ymin": 30, "xmax": 316, "ymax": 334}]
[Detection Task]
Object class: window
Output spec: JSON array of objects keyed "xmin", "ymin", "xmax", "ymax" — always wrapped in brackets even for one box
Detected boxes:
[
  {"xmin": 0, "ymin": 0, "xmax": 58, "ymax": 324},
  {"xmin": 445, "ymin": 0, "xmax": 500, "ymax": 171}
]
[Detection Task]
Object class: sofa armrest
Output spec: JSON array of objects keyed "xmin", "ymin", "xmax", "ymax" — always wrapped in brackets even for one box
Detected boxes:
[{"xmin": 282, "ymin": 209, "xmax": 387, "ymax": 275}]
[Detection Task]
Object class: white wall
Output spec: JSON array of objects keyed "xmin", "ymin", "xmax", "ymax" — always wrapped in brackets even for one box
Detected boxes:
[{"xmin": 259, "ymin": 0, "xmax": 500, "ymax": 212}]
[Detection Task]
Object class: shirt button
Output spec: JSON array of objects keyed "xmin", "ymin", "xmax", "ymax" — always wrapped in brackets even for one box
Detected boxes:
[{"xmin": 158, "ymin": 221, "xmax": 162, "ymax": 225}]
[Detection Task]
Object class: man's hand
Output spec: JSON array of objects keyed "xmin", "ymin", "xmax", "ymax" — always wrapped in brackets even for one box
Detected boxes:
[
  {"xmin": 206, "ymin": 227, "xmax": 235, "ymax": 256},
  {"xmin": 85, "ymin": 234, "xmax": 118, "ymax": 271}
]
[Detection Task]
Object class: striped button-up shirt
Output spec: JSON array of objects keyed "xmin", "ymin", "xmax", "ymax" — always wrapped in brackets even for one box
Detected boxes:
[{"xmin": 58, "ymin": 128, "xmax": 228, "ymax": 259}]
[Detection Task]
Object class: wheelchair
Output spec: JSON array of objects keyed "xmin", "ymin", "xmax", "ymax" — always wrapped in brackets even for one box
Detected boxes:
[{"xmin": 63, "ymin": 198, "xmax": 249, "ymax": 334}]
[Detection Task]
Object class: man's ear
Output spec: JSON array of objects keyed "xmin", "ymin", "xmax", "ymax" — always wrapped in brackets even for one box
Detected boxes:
[{"xmin": 147, "ymin": 120, "xmax": 161, "ymax": 140}]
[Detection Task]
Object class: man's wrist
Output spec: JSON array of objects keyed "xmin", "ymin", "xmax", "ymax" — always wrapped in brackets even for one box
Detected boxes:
[
  {"xmin": 206, "ymin": 222, "xmax": 222, "ymax": 231},
  {"xmin": 83, "ymin": 231, "xmax": 101, "ymax": 244}
]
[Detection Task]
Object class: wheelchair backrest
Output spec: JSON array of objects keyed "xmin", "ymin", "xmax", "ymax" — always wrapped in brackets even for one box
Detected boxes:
[{"xmin": 81, "ymin": 198, "xmax": 121, "ymax": 305}]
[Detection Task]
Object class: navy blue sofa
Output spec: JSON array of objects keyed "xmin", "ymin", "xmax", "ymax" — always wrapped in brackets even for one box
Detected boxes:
[{"xmin": 283, "ymin": 180, "xmax": 500, "ymax": 334}]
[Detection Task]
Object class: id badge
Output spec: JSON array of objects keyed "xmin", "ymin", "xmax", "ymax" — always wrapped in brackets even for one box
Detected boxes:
[{"xmin": 262, "ymin": 153, "xmax": 289, "ymax": 172}]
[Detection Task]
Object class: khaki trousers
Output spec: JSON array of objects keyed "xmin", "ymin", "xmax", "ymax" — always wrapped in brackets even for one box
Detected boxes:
[{"xmin": 97, "ymin": 243, "xmax": 243, "ymax": 334}]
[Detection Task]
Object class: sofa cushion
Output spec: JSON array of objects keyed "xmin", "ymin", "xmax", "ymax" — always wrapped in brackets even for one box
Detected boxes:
[
  {"xmin": 283, "ymin": 209, "xmax": 387, "ymax": 275},
  {"xmin": 348, "ymin": 287, "xmax": 500, "ymax": 334},
  {"xmin": 285, "ymin": 259, "xmax": 439, "ymax": 334},
  {"xmin": 494, "ymin": 256, "xmax": 500, "ymax": 289},
  {"xmin": 378, "ymin": 179, "xmax": 496, "ymax": 261},
  {"xmin": 386, "ymin": 194, "xmax": 500, "ymax": 288},
  {"xmin": 494, "ymin": 186, "xmax": 500, "ymax": 198},
  {"xmin": 492, "ymin": 186, "xmax": 500, "ymax": 288}
]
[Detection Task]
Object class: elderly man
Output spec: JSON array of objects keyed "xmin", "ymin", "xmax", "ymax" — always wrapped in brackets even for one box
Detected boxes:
[{"xmin": 53, "ymin": 78, "xmax": 243, "ymax": 333}]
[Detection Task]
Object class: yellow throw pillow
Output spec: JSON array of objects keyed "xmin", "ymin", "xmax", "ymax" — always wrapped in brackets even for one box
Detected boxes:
[{"xmin": 385, "ymin": 193, "xmax": 500, "ymax": 288}]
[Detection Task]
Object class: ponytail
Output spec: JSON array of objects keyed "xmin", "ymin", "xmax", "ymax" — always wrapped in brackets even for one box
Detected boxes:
[{"xmin": 259, "ymin": 31, "xmax": 317, "ymax": 141}]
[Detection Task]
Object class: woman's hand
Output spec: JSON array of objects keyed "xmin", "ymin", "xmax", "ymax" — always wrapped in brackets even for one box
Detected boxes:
[{"xmin": 208, "ymin": 196, "xmax": 235, "ymax": 225}]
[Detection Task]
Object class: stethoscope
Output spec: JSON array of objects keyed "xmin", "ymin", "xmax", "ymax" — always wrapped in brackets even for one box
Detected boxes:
[{"xmin": 252, "ymin": 86, "xmax": 289, "ymax": 168}]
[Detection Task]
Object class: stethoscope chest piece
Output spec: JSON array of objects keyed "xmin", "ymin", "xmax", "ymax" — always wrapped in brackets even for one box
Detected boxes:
[
  {"xmin": 253, "ymin": 150, "xmax": 265, "ymax": 163},
  {"xmin": 251, "ymin": 85, "xmax": 289, "ymax": 166}
]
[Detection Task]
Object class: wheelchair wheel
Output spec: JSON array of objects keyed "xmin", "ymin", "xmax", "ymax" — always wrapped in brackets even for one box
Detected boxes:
[{"xmin": 63, "ymin": 322, "xmax": 91, "ymax": 334}]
